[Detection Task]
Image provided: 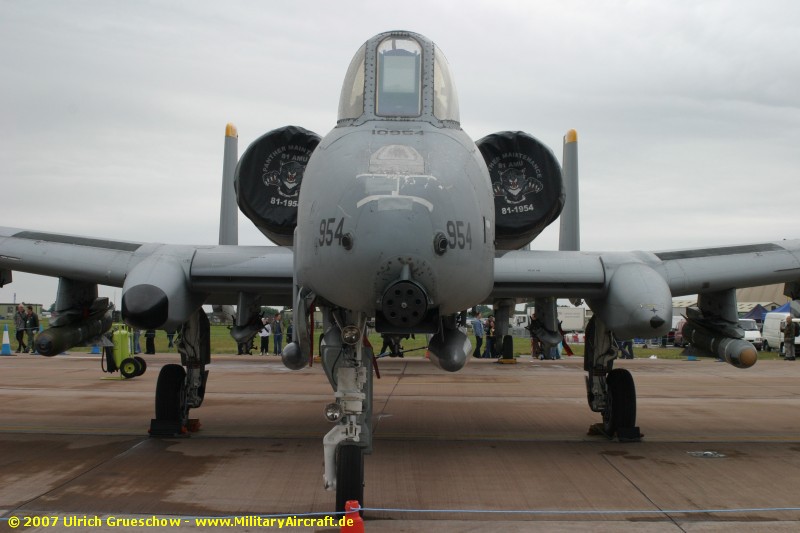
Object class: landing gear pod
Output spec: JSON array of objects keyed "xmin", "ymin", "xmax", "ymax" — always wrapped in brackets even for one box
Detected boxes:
[
  {"xmin": 235, "ymin": 126, "xmax": 321, "ymax": 246},
  {"xmin": 476, "ymin": 131, "xmax": 565, "ymax": 250}
]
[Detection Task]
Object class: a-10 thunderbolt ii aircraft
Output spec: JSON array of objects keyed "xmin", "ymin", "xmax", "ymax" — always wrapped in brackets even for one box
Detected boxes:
[{"xmin": 2, "ymin": 30, "xmax": 800, "ymax": 512}]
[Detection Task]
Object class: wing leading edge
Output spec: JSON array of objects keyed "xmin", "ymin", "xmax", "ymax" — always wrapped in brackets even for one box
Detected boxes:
[
  {"xmin": 493, "ymin": 240, "xmax": 800, "ymax": 301},
  {"xmin": 0, "ymin": 227, "xmax": 294, "ymax": 314},
  {"xmin": 493, "ymin": 240, "xmax": 800, "ymax": 344}
]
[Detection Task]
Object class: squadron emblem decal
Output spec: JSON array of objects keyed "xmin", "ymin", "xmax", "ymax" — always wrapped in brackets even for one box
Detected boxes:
[
  {"xmin": 263, "ymin": 158, "xmax": 307, "ymax": 199},
  {"xmin": 492, "ymin": 165, "xmax": 544, "ymax": 206},
  {"xmin": 475, "ymin": 131, "xmax": 565, "ymax": 250}
]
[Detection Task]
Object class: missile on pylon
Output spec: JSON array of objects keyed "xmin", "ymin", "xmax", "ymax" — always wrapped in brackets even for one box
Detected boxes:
[
  {"xmin": 35, "ymin": 309, "xmax": 114, "ymax": 357},
  {"xmin": 682, "ymin": 322, "xmax": 758, "ymax": 368}
]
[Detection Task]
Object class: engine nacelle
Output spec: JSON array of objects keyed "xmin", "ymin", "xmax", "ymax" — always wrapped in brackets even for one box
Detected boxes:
[
  {"xmin": 235, "ymin": 125, "xmax": 320, "ymax": 246},
  {"xmin": 122, "ymin": 254, "xmax": 205, "ymax": 330},
  {"xmin": 427, "ymin": 328, "xmax": 471, "ymax": 372},
  {"xmin": 589, "ymin": 262, "xmax": 672, "ymax": 340},
  {"xmin": 476, "ymin": 131, "xmax": 565, "ymax": 250}
]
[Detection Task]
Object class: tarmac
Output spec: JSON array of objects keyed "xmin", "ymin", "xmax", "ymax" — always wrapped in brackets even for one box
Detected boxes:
[{"xmin": 1, "ymin": 351, "xmax": 800, "ymax": 532}]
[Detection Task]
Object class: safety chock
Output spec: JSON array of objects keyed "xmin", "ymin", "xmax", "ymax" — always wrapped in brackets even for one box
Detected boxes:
[
  {"xmin": 341, "ymin": 500, "xmax": 364, "ymax": 533},
  {"xmin": 148, "ymin": 419, "xmax": 188, "ymax": 437}
]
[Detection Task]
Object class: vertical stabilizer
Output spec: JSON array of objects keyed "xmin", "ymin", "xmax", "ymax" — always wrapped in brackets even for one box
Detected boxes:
[
  {"xmin": 219, "ymin": 123, "xmax": 239, "ymax": 245},
  {"xmin": 559, "ymin": 129, "xmax": 580, "ymax": 252}
]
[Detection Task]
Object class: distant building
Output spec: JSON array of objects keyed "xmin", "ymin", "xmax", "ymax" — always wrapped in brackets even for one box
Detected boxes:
[
  {"xmin": 1, "ymin": 303, "xmax": 44, "ymax": 320},
  {"xmin": 673, "ymin": 284, "xmax": 789, "ymax": 319}
]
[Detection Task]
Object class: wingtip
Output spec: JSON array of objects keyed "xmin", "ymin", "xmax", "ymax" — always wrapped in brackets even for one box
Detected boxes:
[{"xmin": 225, "ymin": 123, "xmax": 238, "ymax": 138}]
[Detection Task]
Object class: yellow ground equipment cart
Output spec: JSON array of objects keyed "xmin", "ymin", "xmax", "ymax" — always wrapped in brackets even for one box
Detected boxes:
[{"xmin": 102, "ymin": 325, "xmax": 147, "ymax": 379}]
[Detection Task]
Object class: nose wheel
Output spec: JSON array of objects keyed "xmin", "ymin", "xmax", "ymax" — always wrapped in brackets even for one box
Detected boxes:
[{"xmin": 335, "ymin": 444, "xmax": 364, "ymax": 515}]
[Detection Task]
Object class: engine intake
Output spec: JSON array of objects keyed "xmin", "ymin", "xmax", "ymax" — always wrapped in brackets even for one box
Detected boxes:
[
  {"xmin": 476, "ymin": 131, "xmax": 565, "ymax": 250},
  {"xmin": 235, "ymin": 125, "xmax": 320, "ymax": 246}
]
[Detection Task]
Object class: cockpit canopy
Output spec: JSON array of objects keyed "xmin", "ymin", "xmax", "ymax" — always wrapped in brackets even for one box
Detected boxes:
[{"xmin": 337, "ymin": 31, "xmax": 460, "ymax": 126}]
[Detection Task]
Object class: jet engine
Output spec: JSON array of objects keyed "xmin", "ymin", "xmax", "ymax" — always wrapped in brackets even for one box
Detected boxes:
[
  {"xmin": 235, "ymin": 125, "xmax": 321, "ymax": 246},
  {"xmin": 588, "ymin": 262, "xmax": 672, "ymax": 340},
  {"xmin": 476, "ymin": 131, "xmax": 565, "ymax": 250},
  {"xmin": 121, "ymin": 253, "xmax": 206, "ymax": 330}
]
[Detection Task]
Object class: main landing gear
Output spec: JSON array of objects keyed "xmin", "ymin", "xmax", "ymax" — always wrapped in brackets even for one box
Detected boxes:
[
  {"xmin": 149, "ymin": 310, "xmax": 210, "ymax": 436},
  {"xmin": 584, "ymin": 317, "xmax": 641, "ymax": 442}
]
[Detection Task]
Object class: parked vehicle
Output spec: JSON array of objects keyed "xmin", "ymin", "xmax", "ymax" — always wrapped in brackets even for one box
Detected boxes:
[
  {"xmin": 762, "ymin": 311, "xmax": 800, "ymax": 354},
  {"xmin": 738, "ymin": 318, "xmax": 763, "ymax": 351}
]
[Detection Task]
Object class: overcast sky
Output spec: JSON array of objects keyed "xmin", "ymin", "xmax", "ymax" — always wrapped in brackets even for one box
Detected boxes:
[{"xmin": 1, "ymin": 0, "xmax": 799, "ymax": 308}]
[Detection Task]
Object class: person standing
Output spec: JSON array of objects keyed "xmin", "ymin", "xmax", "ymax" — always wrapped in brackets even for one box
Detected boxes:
[
  {"xmin": 483, "ymin": 315, "xmax": 496, "ymax": 358},
  {"xmin": 782, "ymin": 315, "xmax": 798, "ymax": 361},
  {"xmin": 165, "ymin": 328, "xmax": 176, "ymax": 350},
  {"xmin": 25, "ymin": 305, "xmax": 39, "ymax": 354},
  {"xmin": 528, "ymin": 312, "xmax": 543, "ymax": 359},
  {"xmin": 132, "ymin": 328, "xmax": 142, "ymax": 354},
  {"xmin": 471, "ymin": 310, "xmax": 484, "ymax": 358},
  {"xmin": 615, "ymin": 337, "xmax": 634, "ymax": 359},
  {"xmin": 14, "ymin": 304, "xmax": 27, "ymax": 353},
  {"xmin": 144, "ymin": 329, "xmax": 156, "ymax": 355},
  {"xmin": 273, "ymin": 313, "xmax": 283, "ymax": 356},
  {"xmin": 259, "ymin": 318, "xmax": 271, "ymax": 355}
]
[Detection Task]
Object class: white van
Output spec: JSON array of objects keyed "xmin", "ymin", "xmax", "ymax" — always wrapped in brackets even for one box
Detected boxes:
[
  {"xmin": 738, "ymin": 319, "xmax": 764, "ymax": 351},
  {"xmin": 762, "ymin": 312, "xmax": 800, "ymax": 354}
]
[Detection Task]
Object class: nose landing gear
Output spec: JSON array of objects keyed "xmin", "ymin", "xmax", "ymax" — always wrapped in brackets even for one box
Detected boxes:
[{"xmin": 318, "ymin": 309, "xmax": 374, "ymax": 515}]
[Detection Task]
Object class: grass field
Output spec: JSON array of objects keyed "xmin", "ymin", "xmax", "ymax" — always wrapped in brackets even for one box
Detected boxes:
[{"xmin": 1, "ymin": 320, "xmax": 786, "ymax": 361}]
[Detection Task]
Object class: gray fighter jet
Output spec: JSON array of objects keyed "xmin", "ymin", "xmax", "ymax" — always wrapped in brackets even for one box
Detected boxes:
[{"xmin": 2, "ymin": 30, "xmax": 800, "ymax": 512}]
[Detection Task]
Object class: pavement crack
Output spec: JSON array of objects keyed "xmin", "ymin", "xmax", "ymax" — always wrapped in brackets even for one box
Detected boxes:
[
  {"xmin": 372, "ymin": 360, "xmax": 407, "ymax": 434},
  {"xmin": 600, "ymin": 453, "xmax": 688, "ymax": 532}
]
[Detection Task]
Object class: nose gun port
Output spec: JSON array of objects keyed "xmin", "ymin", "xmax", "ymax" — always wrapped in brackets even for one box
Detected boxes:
[
  {"xmin": 376, "ymin": 264, "xmax": 438, "ymax": 334},
  {"xmin": 381, "ymin": 279, "xmax": 428, "ymax": 328}
]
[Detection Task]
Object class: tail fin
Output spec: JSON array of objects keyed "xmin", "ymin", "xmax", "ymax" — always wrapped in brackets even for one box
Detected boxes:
[
  {"xmin": 558, "ymin": 129, "xmax": 579, "ymax": 252},
  {"xmin": 219, "ymin": 123, "xmax": 239, "ymax": 245}
]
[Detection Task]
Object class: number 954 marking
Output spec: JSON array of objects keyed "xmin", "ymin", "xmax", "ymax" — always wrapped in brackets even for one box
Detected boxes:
[
  {"xmin": 319, "ymin": 218, "xmax": 345, "ymax": 246},
  {"xmin": 446, "ymin": 221, "xmax": 471, "ymax": 249},
  {"xmin": 319, "ymin": 218, "xmax": 471, "ymax": 250}
]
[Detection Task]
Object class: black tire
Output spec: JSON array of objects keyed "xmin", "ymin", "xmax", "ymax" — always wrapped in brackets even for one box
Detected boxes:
[
  {"xmin": 603, "ymin": 368, "xmax": 636, "ymax": 437},
  {"xmin": 501, "ymin": 335, "xmax": 513, "ymax": 358},
  {"xmin": 134, "ymin": 356, "xmax": 147, "ymax": 376},
  {"xmin": 120, "ymin": 357, "xmax": 141, "ymax": 379},
  {"xmin": 335, "ymin": 444, "xmax": 364, "ymax": 516},
  {"xmin": 763, "ymin": 340, "xmax": 771, "ymax": 352},
  {"xmin": 155, "ymin": 364, "xmax": 186, "ymax": 421}
]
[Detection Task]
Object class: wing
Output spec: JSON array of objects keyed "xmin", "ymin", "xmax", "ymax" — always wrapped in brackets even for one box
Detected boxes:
[
  {"xmin": 0, "ymin": 226, "xmax": 294, "ymax": 328},
  {"xmin": 493, "ymin": 240, "xmax": 800, "ymax": 340}
]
